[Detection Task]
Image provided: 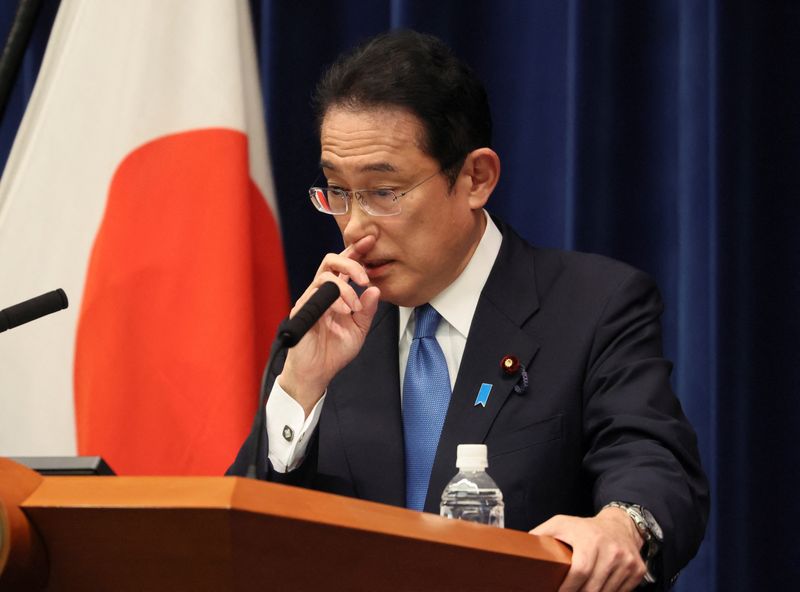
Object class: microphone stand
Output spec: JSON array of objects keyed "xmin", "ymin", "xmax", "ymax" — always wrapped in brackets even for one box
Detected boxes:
[
  {"xmin": 246, "ymin": 332, "xmax": 289, "ymax": 479},
  {"xmin": 244, "ymin": 281, "xmax": 340, "ymax": 479}
]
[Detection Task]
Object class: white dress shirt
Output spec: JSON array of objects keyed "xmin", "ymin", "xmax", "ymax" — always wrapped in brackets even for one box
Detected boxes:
[{"xmin": 266, "ymin": 211, "xmax": 502, "ymax": 472}]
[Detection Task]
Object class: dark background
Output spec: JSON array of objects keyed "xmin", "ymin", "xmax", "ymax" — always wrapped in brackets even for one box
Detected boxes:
[{"xmin": 2, "ymin": 1, "xmax": 798, "ymax": 589}]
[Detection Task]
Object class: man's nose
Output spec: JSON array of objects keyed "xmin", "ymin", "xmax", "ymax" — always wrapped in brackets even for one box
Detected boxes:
[{"xmin": 340, "ymin": 198, "xmax": 376, "ymax": 245}]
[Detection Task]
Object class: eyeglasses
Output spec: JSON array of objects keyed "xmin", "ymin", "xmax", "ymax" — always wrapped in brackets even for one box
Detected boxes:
[{"xmin": 309, "ymin": 170, "xmax": 440, "ymax": 217}]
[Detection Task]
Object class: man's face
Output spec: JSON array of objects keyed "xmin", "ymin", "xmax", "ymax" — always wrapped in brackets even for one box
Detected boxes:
[{"xmin": 319, "ymin": 107, "xmax": 486, "ymax": 307}]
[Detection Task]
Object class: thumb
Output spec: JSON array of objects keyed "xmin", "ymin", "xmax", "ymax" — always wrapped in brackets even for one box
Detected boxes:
[{"xmin": 530, "ymin": 515, "xmax": 564, "ymax": 537}]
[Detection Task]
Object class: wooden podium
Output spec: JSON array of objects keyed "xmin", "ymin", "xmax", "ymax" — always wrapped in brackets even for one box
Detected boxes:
[{"xmin": 0, "ymin": 458, "xmax": 570, "ymax": 591}]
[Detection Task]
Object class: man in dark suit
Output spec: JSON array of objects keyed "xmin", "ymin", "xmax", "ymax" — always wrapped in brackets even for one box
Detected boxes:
[{"xmin": 229, "ymin": 30, "xmax": 708, "ymax": 591}]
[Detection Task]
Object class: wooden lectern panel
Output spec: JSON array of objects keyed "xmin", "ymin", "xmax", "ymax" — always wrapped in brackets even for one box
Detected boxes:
[
  {"xmin": 5, "ymin": 464, "xmax": 570, "ymax": 591},
  {"xmin": 0, "ymin": 459, "xmax": 48, "ymax": 590}
]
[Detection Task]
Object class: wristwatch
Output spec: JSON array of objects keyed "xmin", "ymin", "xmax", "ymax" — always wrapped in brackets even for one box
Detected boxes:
[{"xmin": 604, "ymin": 501, "xmax": 663, "ymax": 585}]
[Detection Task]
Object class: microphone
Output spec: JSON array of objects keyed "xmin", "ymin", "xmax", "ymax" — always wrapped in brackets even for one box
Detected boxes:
[
  {"xmin": 0, "ymin": 289, "xmax": 69, "ymax": 333},
  {"xmin": 246, "ymin": 281, "xmax": 340, "ymax": 479},
  {"xmin": 276, "ymin": 281, "xmax": 341, "ymax": 347}
]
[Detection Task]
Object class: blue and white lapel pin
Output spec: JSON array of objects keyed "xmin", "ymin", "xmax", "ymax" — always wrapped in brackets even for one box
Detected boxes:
[
  {"xmin": 474, "ymin": 355, "xmax": 529, "ymax": 407},
  {"xmin": 474, "ymin": 383, "xmax": 492, "ymax": 407}
]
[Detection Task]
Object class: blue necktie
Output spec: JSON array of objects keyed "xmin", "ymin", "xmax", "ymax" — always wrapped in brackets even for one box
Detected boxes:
[{"xmin": 403, "ymin": 304, "xmax": 452, "ymax": 511}]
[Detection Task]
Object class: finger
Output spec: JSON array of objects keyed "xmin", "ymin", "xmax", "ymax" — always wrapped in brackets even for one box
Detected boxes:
[
  {"xmin": 598, "ymin": 552, "xmax": 646, "ymax": 592},
  {"xmin": 351, "ymin": 286, "xmax": 381, "ymax": 331},
  {"xmin": 328, "ymin": 297, "xmax": 355, "ymax": 317},
  {"xmin": 557, "ymin": 544, "xmax": 597, "ymax": 592},
  {"xmin": 530, "ymin": 515, "xmax": 566, "ymax": 537},
  {"xmin": 344, "ymin": 234, "xmax": 377, "ymax": 260},
  {"xmin": 587, "ymin": 526, "xmax": 647, "ymax": 592},
  {"xmin": 338, "ymin": 271, "xmax": 352, "ymax": 288},
  {"xmin": 315, "ymin": 272, "xmax": 364, "ymax": 313},
  {"xmin": 316, "ymin": 252, "xmax": 369, "ymax": 285},
  {"xmin": 581, "ymin": 549, "xmax": 615, "ymax": 592},
  {"xmin": 317, "ymin": 235, "xmax": 375, "ymax": 273},
  {"xmin": 333, "ymin": 235, "xmax": 377, "ymax": 283},
  {"xmin": 291, "ymin": 273, "xmax": 362, "ymax": 317},
  {"xmin": 323, "ymin": 282, "xmax": 359, "ymax": 317}
]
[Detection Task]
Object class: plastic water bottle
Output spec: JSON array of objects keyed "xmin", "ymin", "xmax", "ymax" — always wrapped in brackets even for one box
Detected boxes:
[{"xmin": 440, "ymin": 444, "xmax": 504, "ymax": 527}]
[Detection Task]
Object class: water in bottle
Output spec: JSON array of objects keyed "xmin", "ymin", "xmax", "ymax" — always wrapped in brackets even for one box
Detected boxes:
[{"xmin": 440, "ymin": 444, "xmax": 504, "ymax": 527}]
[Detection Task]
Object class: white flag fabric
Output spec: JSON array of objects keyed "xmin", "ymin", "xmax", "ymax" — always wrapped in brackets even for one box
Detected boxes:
[{"xmin": 0, "ymin": 0, "xmax": 289, "ymax": 475}]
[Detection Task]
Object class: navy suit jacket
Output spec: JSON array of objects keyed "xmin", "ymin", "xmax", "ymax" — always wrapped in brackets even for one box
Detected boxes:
[{"xmin": 229, "ymin": 218, "xmax": 709, "ymax": 587}]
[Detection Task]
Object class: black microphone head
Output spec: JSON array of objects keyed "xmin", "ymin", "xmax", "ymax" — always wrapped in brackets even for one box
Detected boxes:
[
  {"xmin": 310, "ymin": 281, "xmax": 340, "ymax": 310},
  {"xmin": 0, "ymin": 288, "xmax": 69, "ymax": 333},
  {"xmin": 279, "ymin": 281, "xmax": 340, "ymax": 347},
  {"xmin": 54, "ymin": 288, "xmax": 69, "ymax": 309}
]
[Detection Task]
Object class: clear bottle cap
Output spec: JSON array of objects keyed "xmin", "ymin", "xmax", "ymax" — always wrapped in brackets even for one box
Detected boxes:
[{"xmin": 456, "ymin": 444, "xmax": 488, "ymax": 470}]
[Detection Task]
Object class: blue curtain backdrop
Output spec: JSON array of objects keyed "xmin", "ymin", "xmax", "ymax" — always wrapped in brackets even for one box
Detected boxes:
[{"xmin": 2, "ymin": 1, "xmax": 798, "ymax": 589}]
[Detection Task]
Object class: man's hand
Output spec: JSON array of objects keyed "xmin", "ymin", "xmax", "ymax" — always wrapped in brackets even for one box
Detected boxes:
[
  {"xmin": 279, "ymin": 236, "xmax": 381, "ymax": 415},
  {"xmin": 530, "ymin": 507, "xmax": 647, "ymax": 592}
]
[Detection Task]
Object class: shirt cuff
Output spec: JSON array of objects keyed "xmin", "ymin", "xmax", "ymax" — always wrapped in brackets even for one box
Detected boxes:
[{"xmin": 265, "ymin": 378, "xmax": 325, "ymax": 473}]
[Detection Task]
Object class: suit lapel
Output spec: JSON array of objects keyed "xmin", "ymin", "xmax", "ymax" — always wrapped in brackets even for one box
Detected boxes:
[
  {"xmin": 425, "ymin": 222, "xmax": 541, "ymax": 512},
  {"xmin": 329, "ymin": 303, "xmax": 406, "ymax": 507}
]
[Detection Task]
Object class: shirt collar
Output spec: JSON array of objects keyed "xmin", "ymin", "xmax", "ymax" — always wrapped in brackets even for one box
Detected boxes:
[{"xmin": 399, "ymin": 210, "xmax": 502, "ymax": 339}]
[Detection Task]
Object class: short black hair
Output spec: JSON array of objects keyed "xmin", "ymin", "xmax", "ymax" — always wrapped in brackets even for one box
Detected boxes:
[{"xmin": 313, "ymin": 30, "xmax": 492, "ymax": 187}]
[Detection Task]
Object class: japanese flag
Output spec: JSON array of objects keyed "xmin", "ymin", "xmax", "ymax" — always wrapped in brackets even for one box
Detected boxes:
[{"xmin": 0, "ymin": 0, "xmax": 289, "ymax": 475}]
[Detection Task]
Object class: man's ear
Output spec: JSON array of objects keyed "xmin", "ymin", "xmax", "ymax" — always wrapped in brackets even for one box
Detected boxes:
[{"xmin": 459, "ymin": 148, "xmax": 500, "ymax": 210}]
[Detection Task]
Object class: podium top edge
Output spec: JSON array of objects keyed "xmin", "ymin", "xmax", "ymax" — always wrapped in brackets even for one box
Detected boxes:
[{"xmin": 20, "ymin": 474, "xmax": 571, "ymax": 566}]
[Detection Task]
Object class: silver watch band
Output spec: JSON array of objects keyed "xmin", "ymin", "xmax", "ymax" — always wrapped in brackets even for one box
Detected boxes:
[{"xmin": 603, "ymin": 501, "xmax": 661, "ymax": 585}]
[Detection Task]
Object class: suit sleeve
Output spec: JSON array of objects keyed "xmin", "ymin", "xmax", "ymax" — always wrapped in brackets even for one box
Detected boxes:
[{"xmin": 581, "ymin": 269, "xmax": 709, "ymax": 587}]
